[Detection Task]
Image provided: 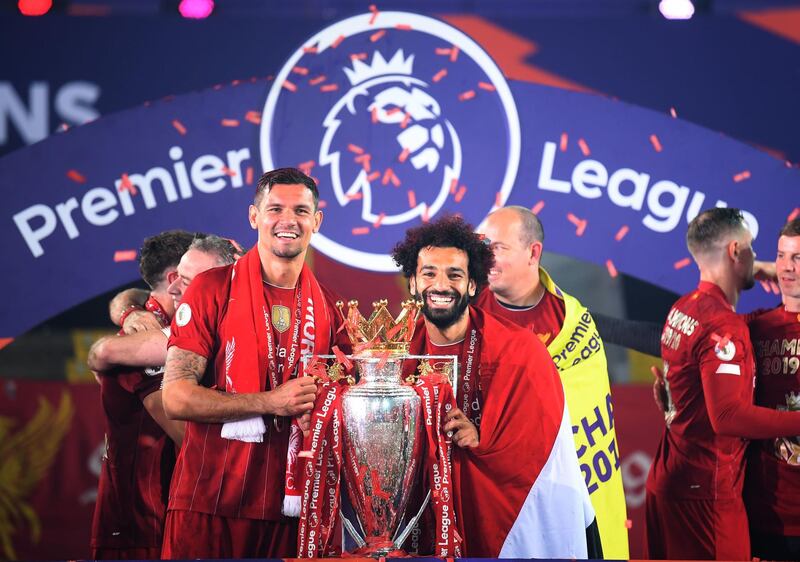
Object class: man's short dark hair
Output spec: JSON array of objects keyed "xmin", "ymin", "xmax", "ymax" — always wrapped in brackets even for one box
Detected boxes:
[
  {"xmin": 188, "ymin": 235, "xmax": 238, "ymax": 266},
  {"xmin": 780, "ymin": 218, "xmax": 800, "ymax": 238},
  {"xmin": 254, "ymin": 167, "xmax": 319, "ymax": 208},
  {"xmin": 686, "ymin": 208, "xmax": 748, "ymax": 257},
  {"xmin": 139, "ymin": 230, "xmax": 195, "ymax": 289},
  {"xmin": 391, "ymin": 215, "xmax": 494, "ymax": 291}
]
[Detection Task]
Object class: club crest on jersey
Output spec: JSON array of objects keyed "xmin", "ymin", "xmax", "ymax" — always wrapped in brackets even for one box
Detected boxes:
[
  {"xmin": 261, "ymin": 11, "xmax": 520, "ymax": 271},
  {"xmin": 272, "ymin": 305, "xmax": 291, "ymax": 333},
  {"xmin": 175, "ymin": 303, "xmax": 192, "ymax": 327},
  {"xmin": 714, "ymin": 340, "xmax": 736, "ymax": 361}
]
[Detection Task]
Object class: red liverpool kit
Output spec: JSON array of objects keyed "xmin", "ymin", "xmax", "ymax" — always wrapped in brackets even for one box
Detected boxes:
[
  {"xmin": 646, "ymin": 283, "xmax": 800, "ymax": 560},
  {"xmin": 744, "ymin": 306, "xmax": 800, "ymax": 557},
  {"xmin": 475, "ymin": 286, "xmax": 566, "ymax": 346},
  {"xmin": 91, "ymin": 297, "xmax": 175, "ymax": 560},
  {"xmin": 164, "ymin": 252, "xmax": 344, "ymax": 559}
]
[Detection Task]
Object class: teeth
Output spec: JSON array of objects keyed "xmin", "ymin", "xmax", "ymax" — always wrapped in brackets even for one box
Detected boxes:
[
  {"xmin": 430, "ymin": 296, "xmax": 453, "ymax": 304},
  {"xmin": 276, "ymin": 232, "xmax": 298, "ymax": 239}
]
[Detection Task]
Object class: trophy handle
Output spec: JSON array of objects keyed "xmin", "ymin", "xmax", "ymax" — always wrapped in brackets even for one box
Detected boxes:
[
  {"xmin": 392, "ymin": 489, "xmax": 432, "ymax": 550},
  {"xmin": 341, "ymin": 512, "xmax": 367, "ymax": 549}
]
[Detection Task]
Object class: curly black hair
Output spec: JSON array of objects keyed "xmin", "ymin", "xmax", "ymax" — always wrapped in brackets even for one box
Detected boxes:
[
  {"xmin": 139, "ymin": 229, "xmax": 195, "ymax": 289},
  {"xmin": 391, "ymin": 215, "xmax": 494, "ymax": 291}
]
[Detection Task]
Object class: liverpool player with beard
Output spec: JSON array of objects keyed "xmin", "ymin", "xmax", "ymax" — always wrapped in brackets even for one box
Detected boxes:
[
  {"xmin": 161, "ymin": 168, "xmax": 345, "ymax": 559},
  {"xmin": 391, "ymin": 215, "xmax": 597, "ymax": 559},
  {"xmin": 744, "ymin": 218, "xmax": 800, "ymax": 560},
  {"xmin": 645, "ymin": 208, "xmax": 800, "ymax": 560},
  {"xmin": 87, "ymin": 230, "xmax": 194, "ymax": 560}
]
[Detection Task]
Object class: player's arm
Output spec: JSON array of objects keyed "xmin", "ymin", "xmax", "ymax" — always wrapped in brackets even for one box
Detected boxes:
[
  {"xmin": 109, "ymin": 288, "xmax": 161, "ymax": 334},
  {"xmin": 87, "ymin": 330, "xmax": 168, "ymax": 372},
  {"xmin": 142, "ymin": 391, "xmax": 185, "ymax": 445},
  {"xmin": 162, "ymin": 346, "xmax": 317, "ymax": 423}
]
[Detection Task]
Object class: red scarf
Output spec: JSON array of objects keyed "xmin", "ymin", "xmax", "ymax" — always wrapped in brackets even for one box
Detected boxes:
[{"xmin": 219, "ymin": 247, "xmax": 333, "ymax": 514}]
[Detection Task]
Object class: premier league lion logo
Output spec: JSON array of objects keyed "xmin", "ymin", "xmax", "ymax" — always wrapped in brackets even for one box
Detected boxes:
[{"xmin": 261, "ymin": 12, "xmax": 520, "ymax": 271}]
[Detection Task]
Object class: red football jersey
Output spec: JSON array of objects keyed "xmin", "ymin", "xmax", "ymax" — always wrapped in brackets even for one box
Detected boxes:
[
  {"xmin": 91, "ymin": 299, "xmax": 175, "ymax": 550},
  {"xmin": 745, "ymin": 306, "xmax": 800, "ymax": 535},
  {"xmin": 475, "ymin": 287, "xmax": 566, "ymax": 346},
  {"xmin": 167, "ymin": 266, "xmax": 344, "ymax": 520},
  {"xmin": 647, "ymin": 282, "xmax": 755, "ymax": 500}
]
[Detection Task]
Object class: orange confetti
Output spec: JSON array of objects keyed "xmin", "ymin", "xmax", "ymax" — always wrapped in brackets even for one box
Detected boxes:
[
  {"xmin": 373, "ymin": 213, "xmax": 386, "ymax": 228},
  {"xmin": 395, "ymin": 24, "xmax": 412, "ymax": 31},
  {"xmin": 370, "ymin": 30, "xmax": 385, "ymax": 42},
  {"xmin": 246, "ymin": 167, "xmax": 254, "ymax": 185},
  {"xmin": 650, "ymin": 134, "xmax": 663, "ymax": 152},
  {"xmin": 114, "ymin": 250, "xmax": 137, "ymax": 262},
  {"xmin": 0, "ymin": 338, "xmax": 13, "ymax": 352},
  {"xmin": 244, "ymin": 111, "xmax": 261, "ymax": 125},
  {"xmin": 354, "ymin": 153, "xmax": 372, "ymax": 172},
  {"xmin": 458, "ymin": 90, "xmax": 476, "ymax": 101},
  {"xmin": 298, "ymin": 160, "xmax": 315, "ymax": 174},
  {"xmin": 118, "ymin": 173, "xmax": 137, "ymax": 195},
  {"xmin": 422, "ymin": 204, "xmax": 430, "ymax": 223},
  {"xmin": 560, "ymin": 133, "xmax": 568, "ymax": 152},
  {"xmin": 669, "ymin": 107, "xmax": 678, "ymax": 118},
  {"xmin": 385, "ymin": 107, "xmax": 401, "ymax": 116},
  {"xmin": 454, "ymin": 186, "xmax": 467, "ymax": 203},
  {"xmin": 625, "ymin": 519, "xmax": 633, "ymax": 530},
  {"xmin": 318, "ymin": 199, "xmax": 327, "ymax": 209},
  {"xmin": 531, "ymin": 200, "xmax": 545, "ymax": 215},
  {"xmin": 282, "ymin": 80, "xmax": 297, "ymax": 93},
  {"xmin": 292, "ymin": 66, "xmax": 309, "ymax": 76},
  {"xmin": 567, "ymin": 213, "xmax": 587, "ymax": 236},
  {"xmin": 399, "ymin": 147, "xmax": 410, "ymax": 163},
  {"xmin": 789, "ymin": 208, "xmax": 800, "ymax": 222},
  {"xmin": 494, "ymin": 191, "xmax": 502, "ymax": 208},
  {"xmin": 368, "ymin": 4, "xmax": 379, "ymax": 24},
  {"xmin": 733, "ymin": 170, "xmax": 751, "ymax": 183},
  {"xmin": 350, "ymin": 52, "xmax": 368, "ymax": 61},
  {"xmin": 347, "ymin": 192, "xmax": 363, "ymax": 201},
  {"xmin": 371, "ymin": 107, "xmax": 378, "ymax": 123},
  {"xmin": 606, "ymin": 259, "xmax": 618, "ymax": 278},
  {"xmin": 400, "ymin": 112, "xmax": 411, "ymax": 129},
  {"xmin": 433, "ymin": 68, "xmax": 448, "ymax": 83},
  {"xmin": 449, "ymin": 45, "xmax": 460, "ymax": 62},
  {"xmin": 303, "ymin": 45, "xmax": 318, "ymax": 54},
  {"xmin": 435, "ymin": 47, "xmax": 451, "ymax": 56},
  {"xmin": 221, "ymin": 119, "xmax": 240, "ymax": 127},
  {"xmin": 67, "ymin": 169, "xmax": 86, "ymax": 184},
  {"xmin": 320, "ymin": 83, "xmax": 339, "ymax": 92},
  {"xmin": 348, "ymin": 144, "xmax": 365, "ymax": 155},
  {"xmin": 171, "ymin": 119, "xmax": 187, "ymax": 135},
  {"xmin": 407, "ymin": 190, "xmax": 417, "ymax": 208},
  {"xmin": 615, "ymin": 225, "xmax": 629, "ymax": 241},
  {"xmin": 331, "ymin": 35, "xmax": 345, "ymax": 49},
  {"xmin": 367, "ymin": 171, "xmax": 381, "ymax": 182},
  {"xmin": 674, "ymin": 257, "xmax": 692, "ymax": 270},
  {"xmin": 380, "ymin": 168, "xmax": 400, "ymax": 187},
  {"xmin": 578, "ymin": 138, "xmax": 591, "ymax": 156},
  {"xmin": 449, "ymin": 178, "xmax": 458, "ymax": 194},
  {"xmin": 478, "ymin": 82, "xmax": 496, "ymax": 91},
  {"xmin": 221, "ymin": 166, "xmax": 237, "ymax": 177},
  {"xmin": 309, "ymin": 75, "xmax": 327, "ymax": 86}
]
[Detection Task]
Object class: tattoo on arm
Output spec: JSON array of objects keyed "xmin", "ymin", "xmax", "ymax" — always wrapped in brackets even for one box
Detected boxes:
[{"xmin": 164, "ymin": 347, "xmax": 207, "ymax": 386}]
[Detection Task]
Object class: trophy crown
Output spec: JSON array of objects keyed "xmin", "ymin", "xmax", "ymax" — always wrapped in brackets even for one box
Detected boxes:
[{"xmin": 336, "ymin": 299, "xmax": 423, "ymax": 355}]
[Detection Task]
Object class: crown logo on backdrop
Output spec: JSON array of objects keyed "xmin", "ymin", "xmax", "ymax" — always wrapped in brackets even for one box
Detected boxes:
[
  {"xmin": 344, "ymin": 50, "xmax": 415, "ymax": 86},
  {"xmin": 336, "ymin": 299, "xmax": 423, "ymax": 354}
]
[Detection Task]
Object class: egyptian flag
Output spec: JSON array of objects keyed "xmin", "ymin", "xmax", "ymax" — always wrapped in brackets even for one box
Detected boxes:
[{"xmin": 412, "ymin": 307, "xmax": 598, "ymax": 558}]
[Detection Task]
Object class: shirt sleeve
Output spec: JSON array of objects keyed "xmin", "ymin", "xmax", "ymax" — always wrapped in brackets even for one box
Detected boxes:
[
  {"xmin": 168, "ymin": 271, "xmax": 221, "ymax": 358},
  {"xmin": 699, "ymin": 320, "xmax": 800, "ymax": 438}
]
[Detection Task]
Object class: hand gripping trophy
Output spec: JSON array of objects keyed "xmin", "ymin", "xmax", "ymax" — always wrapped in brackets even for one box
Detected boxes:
[{"xmin": 296, "ymin": 299, "xmax": 462, "ymax": 558}]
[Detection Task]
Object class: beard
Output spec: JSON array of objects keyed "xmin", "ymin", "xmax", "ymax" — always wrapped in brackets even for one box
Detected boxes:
[{"xmin": 420, "ymin": 287, "xmax": 470, "ymax": 330}]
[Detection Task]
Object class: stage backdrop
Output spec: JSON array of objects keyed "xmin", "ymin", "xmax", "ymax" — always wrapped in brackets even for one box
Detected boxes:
[{"xmin": 0, "ymin": 11, "xmax": 796, "ymax": 339}]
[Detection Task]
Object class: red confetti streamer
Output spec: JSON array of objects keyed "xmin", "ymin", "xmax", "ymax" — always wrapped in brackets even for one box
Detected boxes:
[
  {"xmin": 383, "ymin": 168, "xmax": 400, "ymax": 186},
  {"xmin": 171, "ymin": 119, "xmax": 187, "ymax": 135},
  {"xmin": 309, "ymin": 75, "xmax": 327, "ymax": 86},
  {"xmin": 114, "ymin": 250, "xmax": 137, "ymax": 262},
  {"xmin": 348, "ymin": 143, "xmax": 365, "ymax": 155},
  {"xmin": 454, "ymin": 186, "xmax": 467, "ymax": 203},
  {"xmin": 246, "ymin": 167, "xmax": 254, "ymax": 185},
  {"xmin": 67, "ymin": 169, "xmax": 86, "ymax": 184},
  {"xmin": 560, "ymin": 133, "xmax": 568, "ymax": 152},
  {"xmin": 435, "ymin": 47, "xmax": 451, "ymax": 56},
  {"xmin": 320, "ymin": 83, "xmax": 339, "ymax": 92},
  {"xmin": 606, "ymin": 259, "xmax": 618, "ymax": 278},
  {"xmin": 303, "ymin": 45, "xmax": 318, "ymax": 54},
  {"xmin": 478, "ymin": 81, "xmax": 496, "ymax": 91},
  {"xmin": 615, "ymin": 225, "xmax": 629, "ymax": 241},
  {"xmin": 0, "ymin": 339, "xmax": 13, "ymax": 352},
  {"xmin": 221, "ymin": 119, "xmax": 240, "ymax": 127},
  {"xmin": 400, "ymin": 112, "xmax": 411, "ymax": 129},
  {"xmin": 385, "ymin": 107, "xmax": 401, "ymax": 116},
  {"xmin": 395, "ymin": 24, "xmax": 412, "ymax": 31},
  {"xmin": 458, "ymin": 90, "xmax": 476, "ymax": 102},
  {"xmin": 578, "ymin": 138, "xmax": 591, "ymax": 156},
  {"xmin": 352, "ymin": 226, "xmax": 370, "ymax": 235},
  {"xmin": 368, "ymin": 4, "xmax": 379, "ymax": 25},
  {"xmin": 118, "ymin": 173, "xmax": 137, "ymax": 195},
  {"xmin": 788, "ymin": 208, "xmax": 800, "ymax": 222},
  {"xmin": 370, "ymin": 30, "xmax": 386, "ymax": 42},
  {"xmin": 367, "ymin": 171, "xmax": 381, "ymax": 182},
  {"xmin": 347, "ymin": 192, "xmax": 363, "ymax": 201},
  {"xmin": 710, "ymin": 332, "xmax": 732, "ymax": 350},
  {"xmin": 298, "ymin": 160, "xmax": 315, "ymax": 175},
  {"xmin": 282, "ymin": 80, "xmax": 298, "ymax": 93},
  {"xmin": 733, "ymin": 170, "xmax": 751, "ymax": 183},
  {"xmin": 669, "ymin": 107, "xmax": 678, "ymax": 118},
  {"xmin": 371, "ymin": 107, "xmax": 378, "ymax": 123},
  {"xmin": 422, "ymin": 204, "xmax": 430, "ymax": 223},
  {"xmin": 332, "ymin": 345, "xmax": 353, "ymax": 370},
  {"xmin": 407, "ymin": 190, "xmax": 417, "ymax": 208},
  {"xmin": 331, "ymin": 35, "xmax": 345, "ymax": 49},
  {"xmin": 354, "ymin": 153, "xmax": 371, "ymax": 172},
  {"xmin": 244, "ymin": 111, "xmax": 261, "ymax": 125},
  {"xmin": 373, "ymin": 213, "xmax": 386, "ymax": 228},
  {"xmin": 650, "ymin": 134, "xmax": 663, "ymax": 152},
  {"xmin": 450, "ymin": 45, "xmax": 460, "ymax": 62},
  {"xmin": 350, "ymin": 52, "xmax": 368, "ymax": 61},
  {"xmin": 494, "ymin": 191, "xmax": 502, "ymax": 208},
  {"xmin": 398, "ymin": 147, "xmax": 410, "ymax": 163},
  {"xmin": 449, "ymin": 178, "xmax": 458, "ymax": 194},
  {"xmin": 625, "ymin": 519, "xmax": 633, "ymax": 530},
  {"xmin": 221, "ymin": 166, "xmax": 237, "ymax": 177},
  {"xmin": 531, "ymin": 200, "xmax": 545, "ymax": 215},
  {"xmin": 433, "ymin": 68, "xmax": 448, "ymax": 83},
  {"xmin": 292, "ymin": 66, "xmax": 309, "ymax": 76},
  {"xmin": 567, "ymin": 213, "xmax": 587, "ymax": 236},
  {"xmin": 318, "ymin": 200, "xmax": 327, "ymax": 209},
  {"xmin": 674, "ymin": 257, "xmax": 692, "ymax": 270}
]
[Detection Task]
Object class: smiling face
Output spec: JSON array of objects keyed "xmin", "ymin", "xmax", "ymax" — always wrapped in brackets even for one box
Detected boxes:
[
  {"xmin": 409, "ymin": 246, "xmax": 476, "ymax": 330},
  {"xmin": 777, "ymin": 234, "xmax": 800, "ymax": 301},
  {"xmin": 249, "ymin": 183, "xmax": 322, "ymax": 260},
  {"xmin": 481, "ymin": 210, "xmax": 541, "ymax": 301},
  {"xmin": 167, "ymin": 248, "xmax": 222, "ymax": 307}
]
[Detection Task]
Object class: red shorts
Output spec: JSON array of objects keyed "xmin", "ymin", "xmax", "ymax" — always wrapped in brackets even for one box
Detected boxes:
[
  {"xmin": 161, "ymin": 509, "xmax": 298, "ymax": 559},
  {"xmin": 91, "ymin": 546, "xmax": 161, "ymax": 560},
  {"xmin": 645, "ymin": 492, "xmax": 750, "ymax": 560}
]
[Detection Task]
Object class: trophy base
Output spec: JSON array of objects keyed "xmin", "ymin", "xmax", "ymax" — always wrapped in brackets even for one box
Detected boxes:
[{"xmin": 346, "ymin": 538, "xmax": 409, "ymax": 558}]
